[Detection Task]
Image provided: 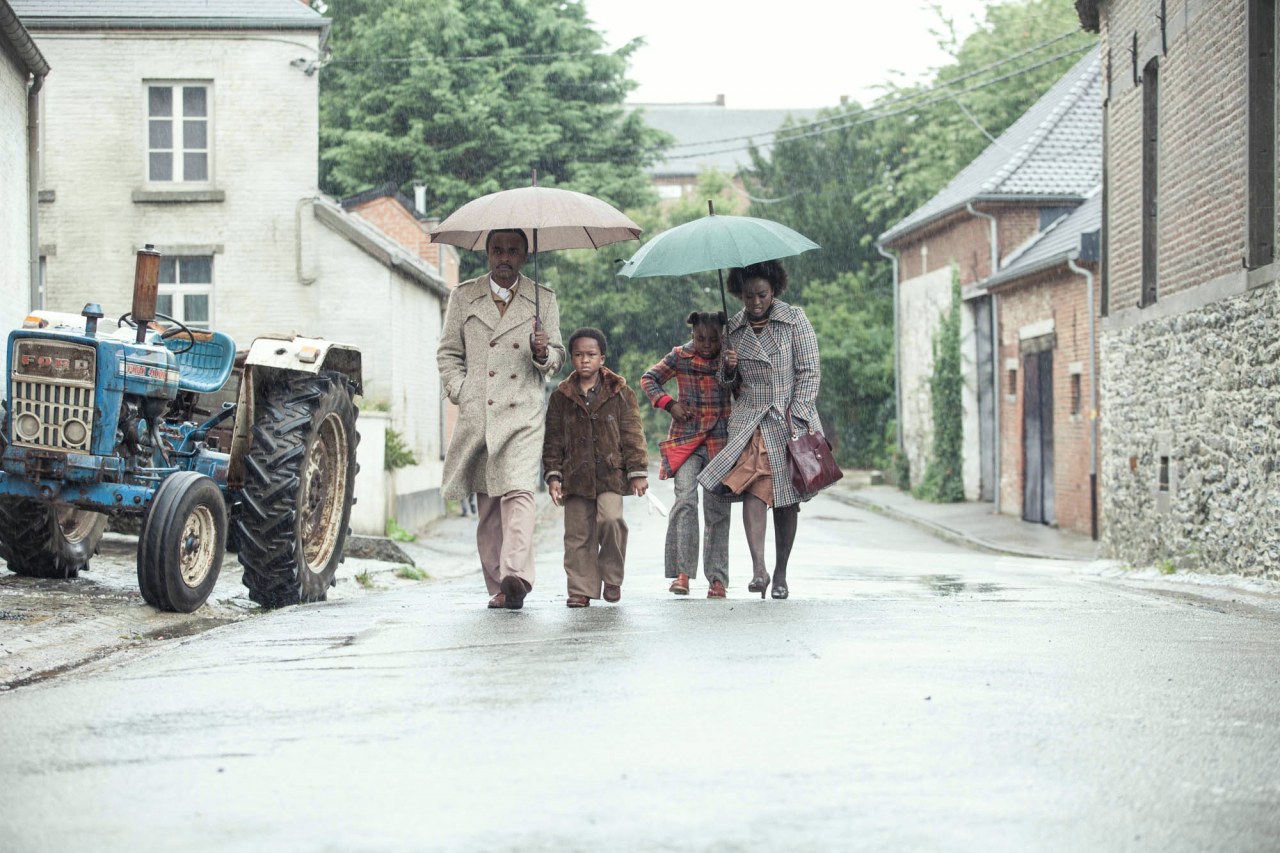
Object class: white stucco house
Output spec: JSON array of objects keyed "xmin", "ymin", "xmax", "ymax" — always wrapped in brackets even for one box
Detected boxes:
[
  {"xmin": 14, "ymin": 0, "xmax": 453, "ymax": 532},
  {"xmin": 0, "ymin": 0, "xmax": 48, "ymax": 326}
]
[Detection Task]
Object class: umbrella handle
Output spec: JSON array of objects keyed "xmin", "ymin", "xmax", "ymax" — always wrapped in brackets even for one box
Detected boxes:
[{"xmin": 533, "ymin": 228, "xmax": 540, "ymax": 324}]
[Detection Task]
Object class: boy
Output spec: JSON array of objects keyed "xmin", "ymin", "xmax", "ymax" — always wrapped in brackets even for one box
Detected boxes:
[{"xmin": 542, "ymin": 328, "xmax": 649, "ymax": 607}]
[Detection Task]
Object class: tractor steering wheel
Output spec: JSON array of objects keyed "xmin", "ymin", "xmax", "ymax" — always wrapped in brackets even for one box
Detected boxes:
[{"xmin": 116, "ymin": 311, "xmax": 197, "ymax": 355}]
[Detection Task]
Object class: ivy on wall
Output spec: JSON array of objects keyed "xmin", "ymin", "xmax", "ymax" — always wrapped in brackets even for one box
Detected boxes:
[{"xmin": 915, "ymin": 266, "xmax": 965, "ymax": 503}]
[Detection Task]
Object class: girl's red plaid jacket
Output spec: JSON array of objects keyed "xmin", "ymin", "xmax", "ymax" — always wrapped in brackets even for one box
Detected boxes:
[{"xmin": 640, "ymin": 344, "xmax": 731, "ymax": 479}]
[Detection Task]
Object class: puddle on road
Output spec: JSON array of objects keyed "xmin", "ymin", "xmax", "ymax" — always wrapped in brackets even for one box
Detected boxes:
[{"xmin": 918, "ymin": 574, "xmax": 1005, "ymax": 596}]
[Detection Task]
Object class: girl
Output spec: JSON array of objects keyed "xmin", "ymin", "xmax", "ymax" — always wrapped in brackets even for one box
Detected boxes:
[{"xmin": 640, "ymin": 312, "xmax": 732, "ymax": 598}]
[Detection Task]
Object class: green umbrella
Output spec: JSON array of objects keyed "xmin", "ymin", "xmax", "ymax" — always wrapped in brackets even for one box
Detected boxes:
[{"xmin": 615, "ymin": 202, "xmax": 820, "ymax": 317}]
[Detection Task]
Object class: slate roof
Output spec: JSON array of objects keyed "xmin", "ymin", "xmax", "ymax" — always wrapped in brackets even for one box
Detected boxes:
[
  {"xmin": 632, "ymin": 102, "xmax": 820, "ymax": 178},
  {"xmin": 982, "ymin": 186, "xmax": 1101, "ymax": 289},
  {"xmin": 10, "ymin": 0, "xmax": 327, "ymax": 29},
  {"xmin": 1, "ymin": 0, "xmax": 50, "ymax": 75},
  {"xmin": 879, "ymin": 47, "xmax": 1101, "ymax": 246}
]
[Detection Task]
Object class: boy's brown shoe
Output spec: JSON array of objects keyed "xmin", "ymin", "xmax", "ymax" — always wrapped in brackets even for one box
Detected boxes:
[
  {"xmin": 603, "ymin": 583, "xmax": 621, "ymax": 603},
  {"xmin": 707, "ymin": 579, "xmax": 727, "ymax": 599},
  {"xmin": 566, "ymin": 594, "xmax": 590, "ymax": 608},
  {"xmin": 487, "ymin": 593, "xmax": 506, "ymax": 609},
  {"xmin": 669, "ymin": 573, "xmax": 690, "ymax": 595}
]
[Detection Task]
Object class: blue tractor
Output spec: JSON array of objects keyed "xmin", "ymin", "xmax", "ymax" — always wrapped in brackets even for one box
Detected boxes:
[{"xmin": 0, "ymin": 247, "xmax": 363, "ymax": 612}]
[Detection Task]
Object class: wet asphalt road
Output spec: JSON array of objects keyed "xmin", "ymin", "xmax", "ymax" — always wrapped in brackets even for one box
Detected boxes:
[{"xmin": 2, "ymin": 485, "xmax": 1280, "ymax": 852}]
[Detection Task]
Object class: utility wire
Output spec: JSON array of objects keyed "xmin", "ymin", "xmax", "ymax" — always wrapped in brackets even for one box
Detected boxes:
[
  {"xmin": 660, "ymin": 29, "xmax": 1088, "ymax": 151},
  {"xmin": 662, "ymin": 42, "xmax": 1095, "ymax": 162}
]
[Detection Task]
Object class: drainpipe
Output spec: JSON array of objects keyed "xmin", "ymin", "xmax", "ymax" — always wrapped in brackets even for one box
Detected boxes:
[
  {"xmin": 28, "ymin": 72, "xmax": 45, "ymax": 311},
  {"xmin": 1067, "ymin": 253, "xmax": 1099, "ymax": 541},
  {"xmin": 966, "ymin": 202, "xmax": 1001, "ymax": 514},
  {"xmin": 295, "ymin": 196, "xmax": 318, "ymax": 286},
  {"xmin": 875, "ymin": 242, "xmax": 903, "ymax": 460}
]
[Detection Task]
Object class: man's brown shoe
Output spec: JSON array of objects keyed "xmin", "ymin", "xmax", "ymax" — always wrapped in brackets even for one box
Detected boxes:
[
  {"xmin": 500, "ymin": 575, "xmax": 529, "ymax": 610},
  {"xmin": 487, "ymin": 593, "xmax": 506, "ymax": 609},
  {"xmin": 669, "ymin": 573, "xmax": 690, "ymax": 595},
  {"xmin": 566, "ymin": 594, "xmax": 590, "ymax": 608},
  {"xmin": 707, "ymin": 579, "xmax": 727, "ymax": 599},
  {"xmin": 603, "ymin": 583, "xmax": 621, "ymax": 603}
]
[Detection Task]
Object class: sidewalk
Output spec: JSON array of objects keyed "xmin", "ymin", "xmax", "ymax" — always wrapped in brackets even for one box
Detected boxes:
[{"xmin": 830, "ymin": 482, "xmax": 1101, "ymax": 562}]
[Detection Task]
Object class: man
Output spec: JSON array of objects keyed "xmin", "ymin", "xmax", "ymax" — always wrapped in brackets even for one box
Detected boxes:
[{"xmin": 438, "ymin": 229, "xmax": 565, "ymax": 609}]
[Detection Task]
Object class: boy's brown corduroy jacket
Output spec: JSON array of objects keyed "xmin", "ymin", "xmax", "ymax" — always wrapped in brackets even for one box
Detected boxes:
[{"xmin": 542, "ymin": 367, "xmax": 648, "ymax": 498}]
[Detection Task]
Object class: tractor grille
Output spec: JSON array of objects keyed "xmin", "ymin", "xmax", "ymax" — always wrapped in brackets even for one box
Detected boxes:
[{"xmin": 9, "ymin": 341, "xmax": 96, "ymax": 453}]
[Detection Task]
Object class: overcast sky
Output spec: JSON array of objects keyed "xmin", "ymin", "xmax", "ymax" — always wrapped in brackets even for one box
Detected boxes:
[{"xmin": 584, "ymin": 0, "xmax": 994, "ymax": 110}]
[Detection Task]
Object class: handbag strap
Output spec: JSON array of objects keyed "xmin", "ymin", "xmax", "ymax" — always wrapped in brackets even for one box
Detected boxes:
[{"xmin": 784, "ymin": 408, "xmax": 812, "ymax": 439}]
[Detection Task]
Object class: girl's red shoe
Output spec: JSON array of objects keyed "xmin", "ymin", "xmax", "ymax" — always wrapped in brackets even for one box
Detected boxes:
[
  {"xmin": 707, "ymin": 579, "xmax": 727, "ymax": 598},
  {"xmin": 669, "ymin": 573, "xmax": 690, "ymax": 595}
]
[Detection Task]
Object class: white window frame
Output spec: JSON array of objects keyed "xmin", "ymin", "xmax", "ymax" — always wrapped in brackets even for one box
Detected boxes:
[
  {"xmin": 145, "ymin": 81, "xmax": 213, "ymax": 184},
  {"xmin": 157, "ymin": 256, "xmax": 214, "ymax": 331}
]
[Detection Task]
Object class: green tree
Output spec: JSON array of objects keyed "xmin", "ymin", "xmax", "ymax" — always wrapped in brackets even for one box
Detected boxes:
[
  {"xmin": 915, "ymin": 269, "xmax": 964, "ymax": 503},
  {"xmin": 318, "ymin": 0, "xmax": 668, "ymax": 222}
]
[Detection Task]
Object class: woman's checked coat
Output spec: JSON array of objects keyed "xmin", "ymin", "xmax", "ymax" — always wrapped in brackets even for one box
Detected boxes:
[{"xmin": 697, "ymin": 300, "xmax": 824, "ymax": 508}]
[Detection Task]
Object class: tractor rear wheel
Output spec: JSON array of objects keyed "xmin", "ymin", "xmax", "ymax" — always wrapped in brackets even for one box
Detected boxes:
[
  {"xmin": 0, "ymin": 498, "xmax": 107, "ymax": 579},
  {"xmin": 137, "ymin": 472, "xmax": 227, "ymax": 613},
  {"xmin": 236, "ymin": 371, "xmax": 358, "ymax": 608}
]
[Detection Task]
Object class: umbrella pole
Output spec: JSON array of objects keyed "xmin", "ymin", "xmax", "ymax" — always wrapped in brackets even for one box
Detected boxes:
[
  {"xmin": 532, "ymin": 228, "xmax": 540, "ymax": 326},
  {"xmin": 716, "ymin": 267, "xmax": 729, "ymax": 319}
]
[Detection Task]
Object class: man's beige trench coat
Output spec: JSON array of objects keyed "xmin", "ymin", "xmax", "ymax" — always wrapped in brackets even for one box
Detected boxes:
[{"xmin": 438, "ymin": 273, "xmax": 565, "ymax": 500}]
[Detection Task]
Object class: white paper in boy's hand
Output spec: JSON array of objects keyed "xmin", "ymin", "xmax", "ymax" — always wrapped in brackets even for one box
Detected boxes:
[{"xmin": 645, "ymin": 491, "xmax": 669, "ymax": 517}]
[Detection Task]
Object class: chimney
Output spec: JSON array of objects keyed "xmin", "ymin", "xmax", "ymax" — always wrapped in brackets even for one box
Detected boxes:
[
  {"xmin": 840, "ymin": 95, "xmax": 849, "ymax": 106},
  {"xmin": 413, "ymin": 181, "xmax": 426, "ymax": 216},
  {"xmin": 715, "ymin": 94, "xmax": 725, "ymax": 106}
]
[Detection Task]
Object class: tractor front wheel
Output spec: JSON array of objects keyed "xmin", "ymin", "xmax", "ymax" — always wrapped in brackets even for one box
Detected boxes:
[
  {"xmin": 236, "ymin": 371, "xmax": 358, "ymax": 608},
  {"xmin": 137, "ymin": 472, "xmax": 227, "ymax": 613},
  {"xmin": 0, "ymin": 498, "xmax": 107, "ymax": 579}
]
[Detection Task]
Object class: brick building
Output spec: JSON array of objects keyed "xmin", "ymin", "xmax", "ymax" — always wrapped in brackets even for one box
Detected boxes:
[
  {"xmin": 878, "ymin": 50, "xmax": 1102, "ymax": 525},
  {"xmin": 1077, "ymin": 0, "xmax": 1280, "ymax": 575},
  {"xmin": 633, "ymin": 97, "xmax": 818, "ymax": 209},
  {"xmin": 979, "ymin": 192, "xmax": 1101, "ymax": 537}
]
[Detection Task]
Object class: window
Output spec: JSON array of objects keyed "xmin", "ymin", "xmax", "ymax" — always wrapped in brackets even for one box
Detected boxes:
[
  {"xmin": 1158, "ymin": 456, "xmax": 1170, "ymax": 492},
  {"xmin": 1140, "ymin": 58, "xmax": 1159, "ymax": 307},
  {"xmin": 1070, "ymin": 374, "xmax": 1082, "ymax": 416},
  {"xmin": 1247, "ymin": 0, "xmax": 1276, "ymax": 268},
  {"xmin": 148, "ymin": 84, "xmax": 210, "ymax": 183},
  {"xmin": 157, "ymin": 256, "xmax": 212, "ymax": 330},
  {"xmin": 1007, "ymin": 368, "xmax": 1018, "ymax": 396}
]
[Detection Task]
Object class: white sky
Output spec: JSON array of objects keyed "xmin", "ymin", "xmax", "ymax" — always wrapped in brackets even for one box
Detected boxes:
[{"xmin": 584, "ymin": 0, "xmax": 995, "ymax": 109}]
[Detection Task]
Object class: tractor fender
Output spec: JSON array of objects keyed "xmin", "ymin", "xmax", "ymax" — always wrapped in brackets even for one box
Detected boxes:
[
  {"xmin": 226, "ymin": 335, "xmax": 362, "ymax": 490},
  {"xmin": 241, "ymin": 335, "xmax": 363, "ymax": 395}
]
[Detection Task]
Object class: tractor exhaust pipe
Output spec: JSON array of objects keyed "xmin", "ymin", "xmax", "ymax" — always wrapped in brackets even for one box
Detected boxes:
[{"xmin": 132, "ymin": 244, "xmax": 161, "ymax": 344}]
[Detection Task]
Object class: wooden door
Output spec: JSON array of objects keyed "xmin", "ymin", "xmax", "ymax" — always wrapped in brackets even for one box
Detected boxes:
[{"xmin": 1022, "ymin": 350, "xmax": 1055, "ymax": 524}]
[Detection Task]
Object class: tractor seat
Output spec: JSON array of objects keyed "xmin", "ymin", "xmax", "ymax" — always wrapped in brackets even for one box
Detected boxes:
[{"xmin": 165, "ymin": 330, "xmax": 236, "ymax": 394}]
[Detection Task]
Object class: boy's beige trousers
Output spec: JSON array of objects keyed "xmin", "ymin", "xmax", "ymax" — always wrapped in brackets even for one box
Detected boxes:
[{"xmin": 561, "ymin": 492, "xmax": 627, "ymax": 598}]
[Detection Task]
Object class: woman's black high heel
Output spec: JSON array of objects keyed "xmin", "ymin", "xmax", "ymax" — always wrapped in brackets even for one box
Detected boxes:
[
  {"xmin": 747, "ymin": 573, "xmax": 769, "ymax": 599},
  {"xmin": 770, "ymin": 577, "xmax": 789, "ymax": 600}
]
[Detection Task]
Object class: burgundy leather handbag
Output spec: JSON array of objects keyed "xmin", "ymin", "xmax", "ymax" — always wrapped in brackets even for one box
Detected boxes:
[{"xmin": 786, "ymin": 412, "xmax": 843, "ymax": 496}]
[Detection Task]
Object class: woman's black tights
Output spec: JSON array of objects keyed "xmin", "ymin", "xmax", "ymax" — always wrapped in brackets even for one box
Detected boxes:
[{"xmin": 743, "ymin": 496, "xmax": 799, "ymax": 586}]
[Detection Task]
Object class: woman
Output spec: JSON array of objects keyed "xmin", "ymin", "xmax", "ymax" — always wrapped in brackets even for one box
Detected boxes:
[{"xmin": 698, "ymin": 260, "xmax": 823, "ymax": 600}]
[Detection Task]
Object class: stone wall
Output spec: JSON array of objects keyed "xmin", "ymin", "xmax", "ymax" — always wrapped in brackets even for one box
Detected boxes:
[{"xmin": 1099, "ymin": 284, "xmax": 1280, "ymax": 578}]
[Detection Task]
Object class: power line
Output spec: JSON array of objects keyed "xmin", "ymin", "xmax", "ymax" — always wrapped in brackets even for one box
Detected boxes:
[
  {"xmin": 662, "ymin": 42, "xmax": 1095, "ymax": 162},
  {"xmin": 661, "ymin": 28, "xmax": 1088, "ymax": 152}
]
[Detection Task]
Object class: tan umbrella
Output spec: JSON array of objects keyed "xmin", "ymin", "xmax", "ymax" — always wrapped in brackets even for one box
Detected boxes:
[{"xmin": 430, "ymin": 184, "xmax": 641, "ymax": 321}]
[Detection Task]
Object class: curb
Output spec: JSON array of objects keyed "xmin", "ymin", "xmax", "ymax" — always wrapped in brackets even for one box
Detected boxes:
[{"xmin": 828, "ymin": 489, "xmax": 1088, "ymax": 561}]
